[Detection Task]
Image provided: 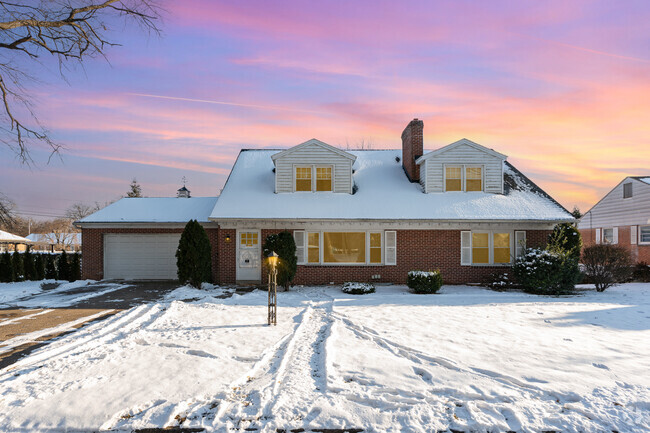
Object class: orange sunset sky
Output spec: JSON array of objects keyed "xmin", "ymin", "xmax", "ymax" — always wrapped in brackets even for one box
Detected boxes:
[{"xmin": 1, "ymin": 0, "xmax": 649, "ymax": 219}]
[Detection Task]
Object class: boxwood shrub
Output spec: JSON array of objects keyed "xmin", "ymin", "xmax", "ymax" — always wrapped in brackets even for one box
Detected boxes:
[
  {"xmin": 341, "ymin": 282, "xmax": 375, "ymax": 295},
  {"xmin": 407, "ymin": 270, "xmax": 443, "ymax": 294}
]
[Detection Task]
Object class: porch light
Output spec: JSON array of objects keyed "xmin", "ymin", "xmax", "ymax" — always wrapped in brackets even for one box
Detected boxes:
[
  {"xmin": 225, "ymin": 234, "xmax": 232, "ymax": 243},
  {"xmin": 267, "ymin": 251, "xmax": 279, "ymax": 325}
]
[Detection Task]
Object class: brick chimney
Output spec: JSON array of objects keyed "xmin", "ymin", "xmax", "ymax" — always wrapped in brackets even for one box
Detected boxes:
[{"xmin": 401, "ymin": 118, "xmax": 423, "ymax": 182}]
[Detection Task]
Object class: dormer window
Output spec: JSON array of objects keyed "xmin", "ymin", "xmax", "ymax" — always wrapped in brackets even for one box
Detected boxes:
[
  {"xmin": 295, "ymin": 165, "xmax": 333, "ymax": 192},
  {"xmin": 444, "ymin": 165, "xmax": 483, "ymax": 192}
]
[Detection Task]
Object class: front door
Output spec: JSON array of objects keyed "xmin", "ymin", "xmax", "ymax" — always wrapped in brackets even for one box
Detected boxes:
[{"xmin": 236, "ymin": 230, "xmax": 261, "ymax": 283}]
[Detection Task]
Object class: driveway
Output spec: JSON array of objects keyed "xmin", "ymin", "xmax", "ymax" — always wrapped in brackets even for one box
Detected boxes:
[{"xmin": 0, "ymin": 280, "xmax": 180, "ymax": 370}]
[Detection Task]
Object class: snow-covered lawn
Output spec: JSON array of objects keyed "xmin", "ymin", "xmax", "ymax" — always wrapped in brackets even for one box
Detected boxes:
[{"xmin": 0, "ymin": 283, "xmax": 648, "ymax": 432}]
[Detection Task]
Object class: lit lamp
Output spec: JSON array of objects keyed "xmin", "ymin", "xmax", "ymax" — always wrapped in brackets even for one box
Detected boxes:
[{"xmin": 267, "ymin": 251, "xmax": 279, "ymax": 325}]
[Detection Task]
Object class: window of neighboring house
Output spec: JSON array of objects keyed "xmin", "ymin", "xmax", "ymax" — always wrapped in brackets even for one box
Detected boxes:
[
  {"xmin": 295, "ymin": 165, "xmax": 332, "ymax": 192},
  {"xmin": 640, "ymin": 226, "xmax": 650, "ymax": 244},
  {"xmin": 466, "ymin": 166, "xmax": 483, "ymax": 191},
  {"xmin": 295, "ymin": 167, "xmax": 312, "ymax": 192},
  {"xmin": 369, "ymin": 232, "xmax": 382, "ymax": 264},
  {"xmin": 445, "ymin": 165, "xmax": 483, "ymax": 192},
  {"xmin": 445, "ymin": 166, "xmax": 462, "ymax": 191},
  {"xmin": 602, "ymin": 228, "xmax": 614, "ymax": 244},
  {"xmin": 308, "ymin": 232, "xmax": 320, "ymax": 263},
  {"xmin": 623, "ymin": 182, "xmax": 633, "ymax": 198},
  {"xmin": 316, "ymin": 167, "xmax": 332, "ymax": 191}
]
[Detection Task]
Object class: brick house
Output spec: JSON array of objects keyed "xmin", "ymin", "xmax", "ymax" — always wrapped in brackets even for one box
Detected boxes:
[
  {"xmin": 578, "ymin": 176, "xmax": 650, "ymax": 263},
  {"xmin": 77, "ymin": 119, "xmax": 573, "ymax": 284}
]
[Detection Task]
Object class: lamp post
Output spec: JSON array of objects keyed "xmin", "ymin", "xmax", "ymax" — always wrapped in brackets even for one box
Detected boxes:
[{"xmin": 267, "ymin": 251, "xmax": 278, "ymax": 325}]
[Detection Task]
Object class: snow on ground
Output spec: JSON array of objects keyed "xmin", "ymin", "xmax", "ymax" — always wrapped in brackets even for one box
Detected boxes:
[
  {"xmin": 0, "ymin": 284, "xmax": 649, "ymax": 432},
  {"xmin": 0, "ymin": 280, "xmax": 129, "ymax": 308}
]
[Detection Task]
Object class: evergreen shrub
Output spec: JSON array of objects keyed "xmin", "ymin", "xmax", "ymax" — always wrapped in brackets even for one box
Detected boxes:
[
  {"xmin": 407, "ymin": 270, "xmax": 443, "ymax": 294},
  {"xmin": 45, "ymin": 254, "xmax": 57, "ymax": 279},
  {"xmin": 262, "ymin": 231, "xmax": 297, "ymax": 290},
  {"xmin": 176, "ymin": 219, "xmax": 212, "ymax": 287},
  {"xmin": 513, "ymin": 247, "xmax": 580, "ymax": 295}
]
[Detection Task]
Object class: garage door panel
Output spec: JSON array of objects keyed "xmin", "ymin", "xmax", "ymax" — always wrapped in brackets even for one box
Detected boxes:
[{"xmin": 104, "ymin": 234, "xmax": 181, "ymax": 280}]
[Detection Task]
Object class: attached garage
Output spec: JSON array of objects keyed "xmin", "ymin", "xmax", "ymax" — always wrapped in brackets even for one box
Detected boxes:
[{"xmin": 104, "ymin": 233, "xmax": 181, "ymax": 280}]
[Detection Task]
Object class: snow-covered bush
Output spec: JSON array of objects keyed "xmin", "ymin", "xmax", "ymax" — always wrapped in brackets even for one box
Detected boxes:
[
  {"xmin": 581, "ymin": 244, "xmax": 632, "ymax": 292},
  {"xmin": 513, "ymin": 247, "xmax": 580, "ymax": 295},
  {"xmin": 633, "ymin": 261, "xmax": 650, "ymax": 282},
  {"xmin": 341, "ymin": 282, "xmax": 375, "ymax": 295},
  {"xmin": 176, "ymin": 219, "xmax": 212, "ymax": 288},
  {"xmin": 485, "ymin": 271, "xmax": 518, "ymax": 292},
  {"xmin": 407, "ymin": 270, "xmax": 443, "ymax": 294}
]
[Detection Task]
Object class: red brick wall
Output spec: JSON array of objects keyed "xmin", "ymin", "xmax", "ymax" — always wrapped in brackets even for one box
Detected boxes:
[
  {"xmin": 401, "ymin": 119, "xmax": 423, "ymax": 182},
  {"xmin": 580, "ymin": 226, "xmax": 650, "ymax": 263},
  {"xmin": 81, "ymin": 227, "xmax": 219, "ymax": 281},
  {"xmin": 217, "ymin": 228, "xmax": 550, "ymax": 286}
]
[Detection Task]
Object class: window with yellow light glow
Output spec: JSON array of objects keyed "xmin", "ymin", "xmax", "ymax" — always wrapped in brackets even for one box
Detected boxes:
[
  {"xmin": 295, "ymin": 167, "xmax": 312, "ymax": 192},
  {"xmin": 316, "ymin": 167, "xmax": 332, "ymax": 191},
  {"xmin": 308, "ymin": 232, "xmax": 320, "ymax": 263},
  {"xmin": 472, "ymin": 233, "xmax": 489, "ymax": 264},
  {"xmin": 493, "ymin": 233, "xmax": 511, "ymax": 263},
  {"xmin": 369, "ymin": 232, "xmax": 382, "ymax": 264},
  {"xmin": 466, "ymin": 166, "xmax": 483, "ymax": 191},
  {"xmin": 240, "ymin": 232, "xmax": 258, "ymax": 247},
  {"xmin": 445, "ymin": 166, "xmax": 462, "ymax": 191}
]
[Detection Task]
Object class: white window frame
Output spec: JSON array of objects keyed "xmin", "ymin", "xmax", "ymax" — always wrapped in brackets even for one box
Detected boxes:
[
  {"xmin": 293, "ymin": 164, "xmax": 333, "ymax": 192},
  {"xmin": 444, "ymin": 164, "xmax": 485, "ymax": 192},
  {"xmin": 461, "ymin": 230, "xmax": 515, "ymax": 266},
  {"xmin": 631, "ymin": 225, "xmax": 637, "ymax": 245},
  {"xmin": 293, "ymin": 230, "xmax": 394, "ymax": 265},
  {"xmin": 602, "ymin": 227, "xmax": 615, "ymax": 244},
  {"xmin": 640, "ymin": 225, "xmax": 650, "ymax": 245}
]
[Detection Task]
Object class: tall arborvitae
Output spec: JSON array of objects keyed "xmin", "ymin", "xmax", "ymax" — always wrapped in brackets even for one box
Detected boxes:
[
  {"xmin": 176, "ymin": 219, "xmax": 212, "ymax": 288},
  {"xmin": 0, "ymin": 251, "xmax": 13, "ymax": 282},
  {"xmin": 11, "ymin": 252, "xmax": 23, "ymax": 281},
  {"xmin": 69, "ymin": 253, "xmax": 81, "ymax": 282},
  {"xmin": 45, "ymin": 254, "xmax": 57, "ymax": 280},
  {"xmin": 23, "ymin": 249, "xmax": 35, "ymax": 280},
  {"xmin": 34, "ymin": 253, "xmax": 45, "ymax": 280},
  {"xmin": 57, "ymin": 250, "xmax": 70, "ymax": 281}
]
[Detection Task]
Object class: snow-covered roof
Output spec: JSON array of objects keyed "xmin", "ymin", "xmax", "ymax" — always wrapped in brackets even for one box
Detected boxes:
[
  {"xmin": 416, "ymin": 138, "xmax": 506, "ymax": 163},
  {"xmin": 25, "ymin": 233, "xmax": 81, "ymax": 245},
  {"xmin": 631, "ymin": 176, "xmax": 650, "ymax": 185},
  {"xmin": 79, "ymin": 197, "xmax": 218, "ymax": 224},
  {"xmin": 210, "ymin": 150, "xmax": 572, "ymax": 221},
  {"xmin": 0, "ymin": 230, "xmax": 31, "ymax": 243}
]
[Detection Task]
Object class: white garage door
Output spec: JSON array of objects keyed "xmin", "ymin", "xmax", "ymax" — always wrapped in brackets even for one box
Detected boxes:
[{"xmin": 104, "ymin": 234, "xmax": 181, "ymax": 280}]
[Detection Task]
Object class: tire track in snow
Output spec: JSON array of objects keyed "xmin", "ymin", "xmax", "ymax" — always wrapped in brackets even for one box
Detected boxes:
[{"xmin": 0, "ymin": 303, "xmax": 166, "ymax": 376}]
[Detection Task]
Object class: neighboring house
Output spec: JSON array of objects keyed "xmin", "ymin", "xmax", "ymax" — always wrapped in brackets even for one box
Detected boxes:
[
  {"xmin": 77, "ymin": 119, "xmax": 573, "ymax": 284},
  {"xmin": 24, "ymin": 233, "xmax": 82, "ymax": 252},
  {"xmin": 578, "ymin": 176, "xmax": 650, "ymax": 263},
  {"xmin": 0, "ymin": 230, "xmax": 32, "ymax": 252}
]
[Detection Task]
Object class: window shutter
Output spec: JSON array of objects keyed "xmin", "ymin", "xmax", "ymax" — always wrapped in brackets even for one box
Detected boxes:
[
  {"xmin": 613, "ymin": 227, "xmax": 618, "ymax": 244},
  {"xmin": 294, "ymin": 230, "xmax": 305, "ymax": 264},
  {"xmin": 385, "ymin": 231, "xmax": 397, "ymax": 265},
  {"xmin": 631, "ymin": 226, "xmax": 637, "ymax": 245},
  {"xmin": 461, "ymin": 231, "xmax": 471, "ymax": 265},
  {"xmin": 595, "ymin": 228, "xmax": 601, "ymax": 244},
  {"xmin": 515, "ymin": 231, "xmax": 526, "ymax": 259}
]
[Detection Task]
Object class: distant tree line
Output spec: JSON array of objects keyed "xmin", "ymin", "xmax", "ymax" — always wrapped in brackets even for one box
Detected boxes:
[{"xmin": 0, "ymin": 250, "xmax": 80, "ymax": 282}]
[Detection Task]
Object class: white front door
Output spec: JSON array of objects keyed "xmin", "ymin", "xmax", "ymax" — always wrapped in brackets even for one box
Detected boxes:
[{"xmin": 236, "ymin": 230, "xmax": 261, "ymax": 283}]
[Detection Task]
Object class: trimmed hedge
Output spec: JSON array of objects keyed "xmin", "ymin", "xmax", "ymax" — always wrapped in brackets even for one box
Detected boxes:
[{"xmin": 407, "ymin": 270, "xmax": 443, "ymax": 294}]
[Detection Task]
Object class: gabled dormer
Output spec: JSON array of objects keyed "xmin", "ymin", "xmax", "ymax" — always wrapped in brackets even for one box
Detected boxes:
[
  {"xmin": 271, "ymin": 139, "xmax": 357, "ymax": 194},
  {"xmin": 415, "ymin": 138, "xmax": 507, "ymax": 194}
]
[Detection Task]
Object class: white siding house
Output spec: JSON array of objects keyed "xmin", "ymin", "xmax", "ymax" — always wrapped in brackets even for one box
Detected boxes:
[{"xmin": 578, "ymin": 176, "xmax": 650, "ymax": 262}]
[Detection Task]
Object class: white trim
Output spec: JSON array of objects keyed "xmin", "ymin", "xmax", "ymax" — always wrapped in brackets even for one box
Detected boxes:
[
  {"xmin": 294, "ymin": 230, "xmax": 306, "ymax": 264},
  {"xmin": 631, "ymin": 225, "xmax": 637, "ymax": 245},
  {"xmin": 293, "ymin": 164, "xmax": 333, "ymax": 192},
  {"xmin": 515, "ymin": 230, "xmax": 526, "ymax": 259},
  {"xmin": 595, "ymin": 228, "xmax": 601, "ymax": 244},
  {"xmin": 462, "ymin": 230, "xmax": 515, "ymax": 266},
  {"xmin": 416, "ymin": 138, "xmax": 507, "ymax": 163},
  {"xmin": 460, "ymin": 231, "xmax": 471, "ymax": 265},
  {"xmin": 613, "ymin": 226, "xmax": 618, "ymax": 244},
  {"xmin": 443, "ymin": 164, "xmax": 484, "ymax": 192},
  {"xmin": 385, "ymin": 231, "xmax": 397, "ymax": 265},
  {"xmin": 213, "ymin": 219, "xmax": 566, "ymax": 230},
  {"xmin": 271, "ymin": 138, "xmax": 357, "ymax": 162}
]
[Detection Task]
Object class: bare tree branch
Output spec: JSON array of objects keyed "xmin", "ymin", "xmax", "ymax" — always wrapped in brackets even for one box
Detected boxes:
[{"xmin": 0, "ymin": 0, "xmax": 162, "ymax": 163}]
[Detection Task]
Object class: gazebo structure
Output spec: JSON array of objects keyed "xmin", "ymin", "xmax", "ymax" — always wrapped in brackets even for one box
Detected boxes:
[{"xmin": 0, "ymin": 230, "xmax": 32, "ymax": 252}]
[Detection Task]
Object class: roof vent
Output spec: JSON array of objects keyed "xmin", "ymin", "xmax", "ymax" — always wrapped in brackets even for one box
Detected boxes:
[{"xmin": 177, "ymin": 177, "xmax": 191, "ymax": 198}]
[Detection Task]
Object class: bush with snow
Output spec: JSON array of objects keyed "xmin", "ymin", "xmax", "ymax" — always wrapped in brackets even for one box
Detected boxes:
[
  {"xmin": 407, "ymin": 270, "xmax": 443, "ymax": 294},
  {"xmin": 581, "ymin": 244, "xmax": 632, "ymax": 292},
  {"xmin": 513, "ymin": 247, "xmax": 580, "ymax": 295},
  {"xmin": 485, "ymin": 271, "xmax": 518, "ymax": 291},
  {"xmin": 341, "ymin": 282, "xmax": 375, "ymax": 295}
]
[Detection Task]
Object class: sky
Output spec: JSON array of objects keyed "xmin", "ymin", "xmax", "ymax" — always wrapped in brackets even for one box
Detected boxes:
[{"xmin": 1, "ymin": 0, "xmax": 649, "ymax": 220}]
